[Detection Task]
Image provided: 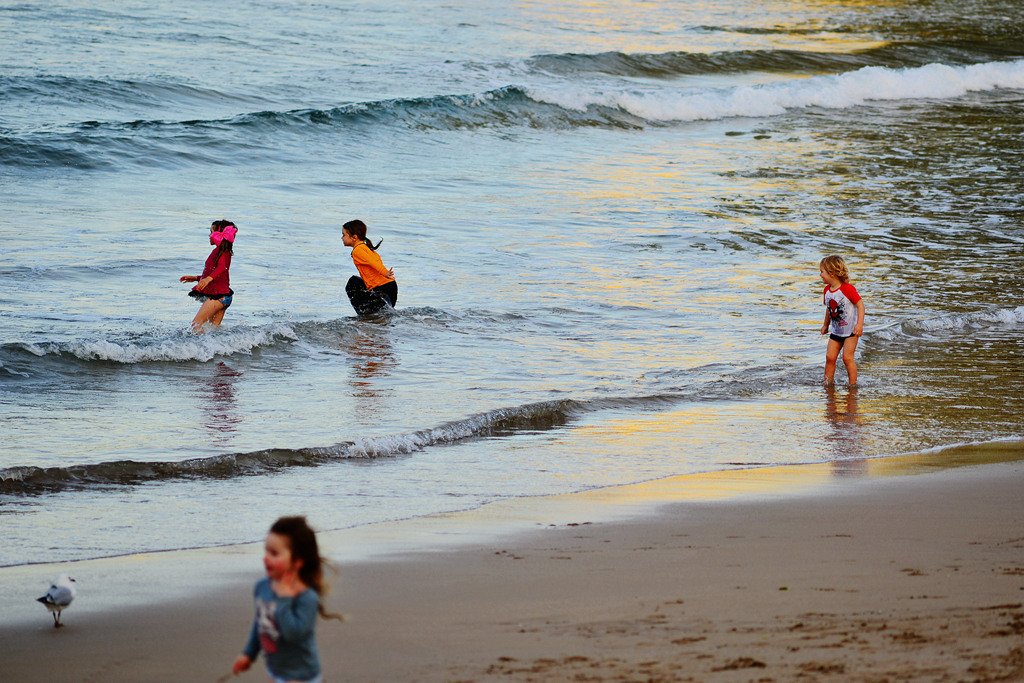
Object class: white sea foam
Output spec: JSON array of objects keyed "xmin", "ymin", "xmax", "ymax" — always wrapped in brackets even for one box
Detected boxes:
[
  {"xmin": 526, "ymin": 59, "xmax": 1024, "ymax": 122},
  {"xmin": 871, "ymin": 306, "xmax": 1024, "ymax": 341},
  {"xmin": 22, "ymin": 324, "xmax": 298, "ymax": 364},
  {"xmin": 346, "ymin": 418, "xmax": 489, "ymax": 458}
]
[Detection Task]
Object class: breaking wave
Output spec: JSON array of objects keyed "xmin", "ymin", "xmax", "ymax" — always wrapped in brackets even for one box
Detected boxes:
[
  {"xmin": 3, "ymin": 59, "xmax": 1022, "ymax": 169},
  {"xmin": 870, "ymin": 305, "xmax": 1024, "ymax": 341},
  {"xmin": 0, "ymin": 396, "xmax": 683, "ymax": 495},
  {"xmin": 525, "ymin": 59, "xmax": 1024, "ymax": 123},
  {"xmin": 0, "ymin": 323, "xmax": 300, "ymax": 369}
]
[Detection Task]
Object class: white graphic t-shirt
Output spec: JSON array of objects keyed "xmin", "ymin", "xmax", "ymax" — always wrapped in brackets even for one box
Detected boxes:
[{"xmin": 823, "ymin": 283, "xmax": 861, "ymax": 337}]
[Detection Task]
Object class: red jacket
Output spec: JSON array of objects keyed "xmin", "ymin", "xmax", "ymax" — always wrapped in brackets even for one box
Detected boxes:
[{"xmin": 194, "ymin": 247, "xmax": 232, "ymax": 296}]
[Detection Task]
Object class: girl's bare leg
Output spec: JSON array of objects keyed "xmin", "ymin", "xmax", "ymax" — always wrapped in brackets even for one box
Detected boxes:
[
  {"xmin": 210, "ymin": 305, "xmax": 227, "ymax": 326},
  {"xmin": 824, "ymin": 338, "xmax": 842, "ymax": 383},
  {"xmin": 191, "ymin": 299, "xmax": 226, "ymax": 334},
  {"xmin": 842, "ymin": 336, "xmax": 860, "ymax": 385}
]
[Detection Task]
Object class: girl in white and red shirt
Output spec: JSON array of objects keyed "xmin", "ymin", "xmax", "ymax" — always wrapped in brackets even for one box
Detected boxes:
[{"xmin": 819, "ymin": 255, "xmax": 866, "ymax": 385}]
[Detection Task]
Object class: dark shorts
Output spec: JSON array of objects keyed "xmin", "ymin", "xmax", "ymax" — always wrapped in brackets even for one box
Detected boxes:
[
  {"xmin": 829, "ymin": 333, "xmax": 852, "ymax": 345},
  {"xmin": 189, "ymin": 288, "xmax": 233, "ymax": 310},
  {"xmin": 346, "ymin": 276, "xmax": 397, "ymax": 315}
]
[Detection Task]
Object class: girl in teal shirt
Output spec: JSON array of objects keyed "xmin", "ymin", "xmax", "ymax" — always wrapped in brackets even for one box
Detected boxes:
[{"xmin": 232, "ymin": 517, "xmax": 341, "ymax": 683}]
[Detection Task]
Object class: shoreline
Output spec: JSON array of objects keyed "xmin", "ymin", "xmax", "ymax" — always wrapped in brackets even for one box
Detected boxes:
[
  {"xmin": 3, "ymin": 443, "xmax": 1024, "ymax": 681},
  {"xmin": 7, "ymin": 439, "xmax": 1024, "ymax": 569}
]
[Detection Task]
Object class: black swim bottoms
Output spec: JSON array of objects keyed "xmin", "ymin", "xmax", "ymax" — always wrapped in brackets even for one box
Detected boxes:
[{"xmin": 346, "ymin": 277, "xmax": 397, "ymax": 315}]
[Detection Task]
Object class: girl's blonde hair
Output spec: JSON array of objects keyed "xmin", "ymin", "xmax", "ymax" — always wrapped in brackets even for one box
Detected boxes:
[{"xmin": 819, "ymin": 255, "xmax": 850, "ymax": 284}]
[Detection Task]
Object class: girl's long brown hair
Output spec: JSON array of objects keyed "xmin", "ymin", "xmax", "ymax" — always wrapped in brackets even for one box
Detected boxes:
[{"xmin": 270, "ymin": 516, "xmax": 343, "ymax": 621}]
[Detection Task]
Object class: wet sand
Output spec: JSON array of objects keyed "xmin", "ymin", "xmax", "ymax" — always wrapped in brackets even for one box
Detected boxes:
[{"xmin": 3, "ymin": 451, "xmax": 1024, "ymax": 682}]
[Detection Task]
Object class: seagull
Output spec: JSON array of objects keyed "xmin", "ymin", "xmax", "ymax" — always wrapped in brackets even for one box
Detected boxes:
[{"xmin": 37, "ymin": 573, "xmax": 77, "ymax": 628}]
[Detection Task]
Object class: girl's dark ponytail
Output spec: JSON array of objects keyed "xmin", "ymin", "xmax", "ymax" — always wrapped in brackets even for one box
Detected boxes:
[{"xmin": 343, "ymin": 219, "xmax": 381, "ymax": 250}]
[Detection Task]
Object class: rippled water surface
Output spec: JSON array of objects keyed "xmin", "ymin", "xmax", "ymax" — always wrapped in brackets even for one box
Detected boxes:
[{"xmin": 1, "ymin": 0, "xmax": 1023, "ymax": 567}]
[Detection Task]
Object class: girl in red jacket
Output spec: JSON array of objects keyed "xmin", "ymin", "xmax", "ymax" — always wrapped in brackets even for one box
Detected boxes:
[
  {"xmin": 180, "ymin": 219, "xmax": 237, "ymax": 333},
  {"xmin": 341, "ymin": 219, "xmax": 397, "ymax": 315}
]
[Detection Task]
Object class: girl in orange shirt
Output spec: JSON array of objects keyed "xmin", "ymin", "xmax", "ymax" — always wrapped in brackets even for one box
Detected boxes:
[{"xmin": 341, "ymin": 219, "xmax": 397, "ymax": 315}]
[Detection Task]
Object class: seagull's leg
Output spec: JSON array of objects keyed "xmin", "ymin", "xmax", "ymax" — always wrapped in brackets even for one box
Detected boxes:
[{"xmin": 52, "ymin": 611, "xmax": 60, "ymax": 627}]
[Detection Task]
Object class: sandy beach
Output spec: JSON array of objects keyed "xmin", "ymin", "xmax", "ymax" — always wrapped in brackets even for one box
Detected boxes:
[{"xmin": 4, "ymin": 449, "xmax": 1024, "ymax": 683}]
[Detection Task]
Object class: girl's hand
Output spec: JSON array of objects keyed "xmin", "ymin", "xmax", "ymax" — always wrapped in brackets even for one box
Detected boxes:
[
  {"xmin": 853, "ymin": 323, "xmax": 863, "ymax": 337},
  {"xmin": 820, "ymin": 324, "xmax": 829, "ymax": 335},
  {"xmin": 386, "ymin": 267, "xmax": 395, "ymax": 279},
  {"xmin": 232, "ymin": 654, "xmax": 252, "ymax": 675},
  {"xmin": 195, "ymin": 276, "xmax": 213, "ymax": 292},
  {"xmin": 179, "ymin": 275, "xmax": 197, "ymax": 283}
]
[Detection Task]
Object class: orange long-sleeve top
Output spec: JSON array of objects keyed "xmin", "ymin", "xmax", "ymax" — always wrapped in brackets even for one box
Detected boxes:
[{"xmin": 351, "ymin": 242, "xmax": 395, "ymax": 290}]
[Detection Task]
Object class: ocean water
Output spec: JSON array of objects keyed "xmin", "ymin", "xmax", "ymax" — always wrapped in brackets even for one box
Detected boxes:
[{"xmin": 1, "ymin": 0, "xmax": 1023, "ymax": 568}]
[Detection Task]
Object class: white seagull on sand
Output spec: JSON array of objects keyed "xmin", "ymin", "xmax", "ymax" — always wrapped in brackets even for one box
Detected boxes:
[{"xmin": 37, "ymin": 573, "xmax": 77, "ymax": 627}]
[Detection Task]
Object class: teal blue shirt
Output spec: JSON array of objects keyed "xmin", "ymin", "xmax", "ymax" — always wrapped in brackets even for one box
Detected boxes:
[{"xmin": 243, "ymin": 578, "xmax": 321, "ymax": 681}]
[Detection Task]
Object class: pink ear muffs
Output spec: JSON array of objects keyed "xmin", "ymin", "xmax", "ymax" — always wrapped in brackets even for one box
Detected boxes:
[{"xmin": 211, "ymin": 224, "xmax": 237, "ymax": 245}]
